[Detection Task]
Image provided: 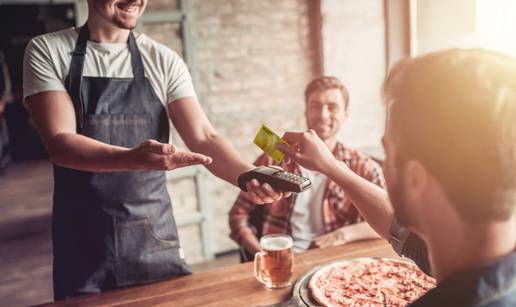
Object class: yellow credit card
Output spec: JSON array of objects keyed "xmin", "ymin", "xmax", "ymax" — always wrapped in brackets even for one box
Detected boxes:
[{"xmin": 253, "ymin": 124, "xmax": 289, "ymax": 163}]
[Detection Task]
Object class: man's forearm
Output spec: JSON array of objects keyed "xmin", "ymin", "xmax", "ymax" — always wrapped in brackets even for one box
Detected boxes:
[
  {"xmin": 325, "ymin": 160, "xmax": 394, "ymax": 239},
  {"xmin": 188, "ymin": 132, "xmax": 252, "ymax": 185},
  {"xmin": 26, "ymin": 92, "xmax": 134, "ymax": 172},
  {"xmin": 338, "ymin": 222, "xmax": 381, "ymax": 243},
  {"xmin": 48, "ymin": 132, "xmax": 131, "ymax": 172},
  {"xmin": 167, "ymin": 98, "xmax": 252, "ymax": 186},
  {"xmin": 242, "ymin": 234, "xmax": 261, "ymax": 255}
]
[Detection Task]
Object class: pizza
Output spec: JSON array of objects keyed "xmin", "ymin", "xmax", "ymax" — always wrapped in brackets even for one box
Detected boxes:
[{"xmin": 308, "ymin": 258, "xmax": 435, "ymax": 307}]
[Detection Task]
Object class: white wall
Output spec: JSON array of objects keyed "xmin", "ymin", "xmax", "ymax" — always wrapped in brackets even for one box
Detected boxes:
[
  {"xmin": 415, "ymin": 0, "xmax": 476, "ymax": 54},
  {"xmin": 416, "ymin": 0, "xmax": 516, "ymax": 56},
  {"xmin": 321, "ymin": 0, "xmax": 386, "ymax": 158}
]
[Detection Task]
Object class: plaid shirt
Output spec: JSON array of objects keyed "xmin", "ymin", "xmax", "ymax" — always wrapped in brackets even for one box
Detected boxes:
[{"xmin": 229, "ymin": 142, "xmax": 385, "ymax": 245}]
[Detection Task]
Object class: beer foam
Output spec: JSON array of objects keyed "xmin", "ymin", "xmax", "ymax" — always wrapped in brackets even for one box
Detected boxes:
[{"xmin": 261, "ymin": 236, "xmax": 293, "ymax": 251}]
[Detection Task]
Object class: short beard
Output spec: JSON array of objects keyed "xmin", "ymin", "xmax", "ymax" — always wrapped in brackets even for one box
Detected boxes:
[{"xmin": 113, "ymin": 18, "xmax": 138, "ymax": 30}]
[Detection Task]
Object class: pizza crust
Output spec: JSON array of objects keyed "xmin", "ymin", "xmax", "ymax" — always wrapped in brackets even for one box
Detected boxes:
[
  {"xmin": 308, "ymin": 260, "xmax": 339, "ymax": 307},
  {"xmin": 309, "ymin": 258, "xmax": 375, "ymax": 307}
]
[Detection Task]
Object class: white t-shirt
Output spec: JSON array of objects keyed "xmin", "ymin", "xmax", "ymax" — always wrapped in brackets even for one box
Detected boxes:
[
  {"xmin": 290, "ymin": 166, "xmax": 328, "ymax": 253},
  {"xmin": 23, "ymin": 27, "xmax": 196, "ymax": 105}
]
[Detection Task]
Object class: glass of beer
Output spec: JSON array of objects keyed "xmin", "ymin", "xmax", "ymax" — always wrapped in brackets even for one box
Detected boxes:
[{"xmin": 253, "ymin": 234, "xmax": 294, "ymax": 289}]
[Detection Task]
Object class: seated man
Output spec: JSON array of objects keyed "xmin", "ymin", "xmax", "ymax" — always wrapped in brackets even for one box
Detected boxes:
[
  {"xmin": 279, "ymin": 49, "xmax": 516, "ymax": 306},
  {"xmin": 229, "ymin": 76, "xmax": 385, "ymax": 256}
]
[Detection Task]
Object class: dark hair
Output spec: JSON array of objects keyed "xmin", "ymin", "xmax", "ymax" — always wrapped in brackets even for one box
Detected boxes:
[
  {"xmin": 304, "ymin": 76, "xmax": 350, "ymax": 109},
  {"xmin": 382, "ymin": 49, "xmax": 516, "ymax": 223}
]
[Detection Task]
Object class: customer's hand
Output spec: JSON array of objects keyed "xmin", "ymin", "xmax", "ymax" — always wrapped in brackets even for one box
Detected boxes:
[
  {"xmin": 244, "ymin": 179, "xmax": 292, "ymax": 205},
  {"xmin": 309, "ymin": 230, "xmax": 346, "ymax": 249},
  {"xmin": 277, "ymin": 130, "xmax": 336, "ymax": 174},
  {"xmin": 128, "ymin": 139, "xmax": 212, "ymax": 170}
]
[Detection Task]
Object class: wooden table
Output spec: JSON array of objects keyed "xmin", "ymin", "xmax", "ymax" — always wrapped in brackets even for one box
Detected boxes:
[{"xmin": 41, "ymin": 239, "xmax": 398, "ymax": 307}]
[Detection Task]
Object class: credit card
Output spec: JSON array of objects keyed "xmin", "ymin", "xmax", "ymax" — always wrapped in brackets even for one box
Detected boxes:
[{"xmin": 253, "ymin": 124, "xmax": 289, "ymax": 163}]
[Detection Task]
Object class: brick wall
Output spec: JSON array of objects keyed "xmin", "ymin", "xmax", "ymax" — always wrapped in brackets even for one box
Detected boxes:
[
  {"xmin": 321, "ymin": 0, "xmax": 386, "ymax": 158},
  {"xmin": 190, "ymin": 0, "xmax": 319, "ymax": 254},
  {"xmin": 140, "ymin": 0, "xmax": 319, "ymax": 261}
]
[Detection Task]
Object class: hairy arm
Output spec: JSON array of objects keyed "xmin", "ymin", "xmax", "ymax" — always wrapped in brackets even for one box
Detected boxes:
[
  {"xmin": 168, "ymin": 97, "xmax": 291, "ymax": 203},
  {"xmin": 324, "ymin": 160, "xmax": 393, "ymax": 238},
  {"xmin": 168, "ymin": 97, "xmax": 250, "ymax": 184}
]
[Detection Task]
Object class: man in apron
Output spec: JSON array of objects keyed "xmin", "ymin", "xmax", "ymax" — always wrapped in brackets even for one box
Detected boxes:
[{"xmin": 23, "ymin": 0, "xmax": 287, "ymax": 300}]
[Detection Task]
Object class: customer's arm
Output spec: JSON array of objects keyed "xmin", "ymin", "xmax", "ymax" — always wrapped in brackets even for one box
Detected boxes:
[
  {"xmin": 311, "ymin": 152, "xmax": 385, "ymax": 248},
  {"xmin": 279, "ymin": 131, "xmax": 393, "ymax": 238},
  {"xmin": 279, "ymin": 131, "xmax": 432, "ymax": 275}
]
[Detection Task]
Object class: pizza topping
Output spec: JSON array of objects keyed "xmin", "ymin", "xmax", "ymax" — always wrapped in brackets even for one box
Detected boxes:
[{"xmin": 309, "ymin": 258, "xmax": 436, "ymax": 307}]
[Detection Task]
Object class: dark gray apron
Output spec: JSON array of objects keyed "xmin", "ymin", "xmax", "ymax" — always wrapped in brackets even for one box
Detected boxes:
[{"xmin": 52, "ymin": 25, "xmax": 191, "ymax": 300}]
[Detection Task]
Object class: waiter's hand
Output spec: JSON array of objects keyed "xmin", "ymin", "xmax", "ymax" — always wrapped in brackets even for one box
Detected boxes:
[
  {"xmin": 129, "ymin": 139, "xmax": 212, "ymax": 170},
  {"xmin": 244, "ymin": 179, "xmax": 292, "ymax": 205}
]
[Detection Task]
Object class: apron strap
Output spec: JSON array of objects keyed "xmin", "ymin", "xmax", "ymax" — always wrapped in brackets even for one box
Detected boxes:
[
  {"xmin": 128, "ymin": 32, "xmax": 145, "ymax": 81},
  {"xmin": 68, "ymin": 24, "xmax": 89, "ymax": 130},
  {"xmin": 67, "ymin": 24, "xmax": 145, "ymax": 129}
]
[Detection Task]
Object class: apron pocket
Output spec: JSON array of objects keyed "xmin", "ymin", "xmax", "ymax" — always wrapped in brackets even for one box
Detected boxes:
[
  {"xmin": 114, "ymin": 218, "xmax": 191, "ymax": 287},
  {"xmin": 82, "ymin": 113, "xmax": 153, "ymax": 148}
]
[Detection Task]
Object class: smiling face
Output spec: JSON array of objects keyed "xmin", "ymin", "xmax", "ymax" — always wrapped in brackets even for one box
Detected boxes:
[
  {"xmin": 305, "ymin": 88, "xmax": 348, "ymax": 142},
  {"xmin": 89, "ymin": 0, "xmax": 147, "ymax": 30}
]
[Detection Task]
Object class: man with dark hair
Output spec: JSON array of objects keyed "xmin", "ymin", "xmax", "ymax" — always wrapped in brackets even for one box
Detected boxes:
[
  {"xmin": 229, "ymin": 76, "xmax": 385, "ymax": 256},
  {"xmin": 279, "ymin": 49, "xmax": 516, "ymax": 306}
]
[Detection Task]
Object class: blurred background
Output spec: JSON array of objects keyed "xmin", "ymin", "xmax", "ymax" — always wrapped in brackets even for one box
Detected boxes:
[{"xmin": 1, "ymin": 0, "xmax": 515, "ymax": 305}]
